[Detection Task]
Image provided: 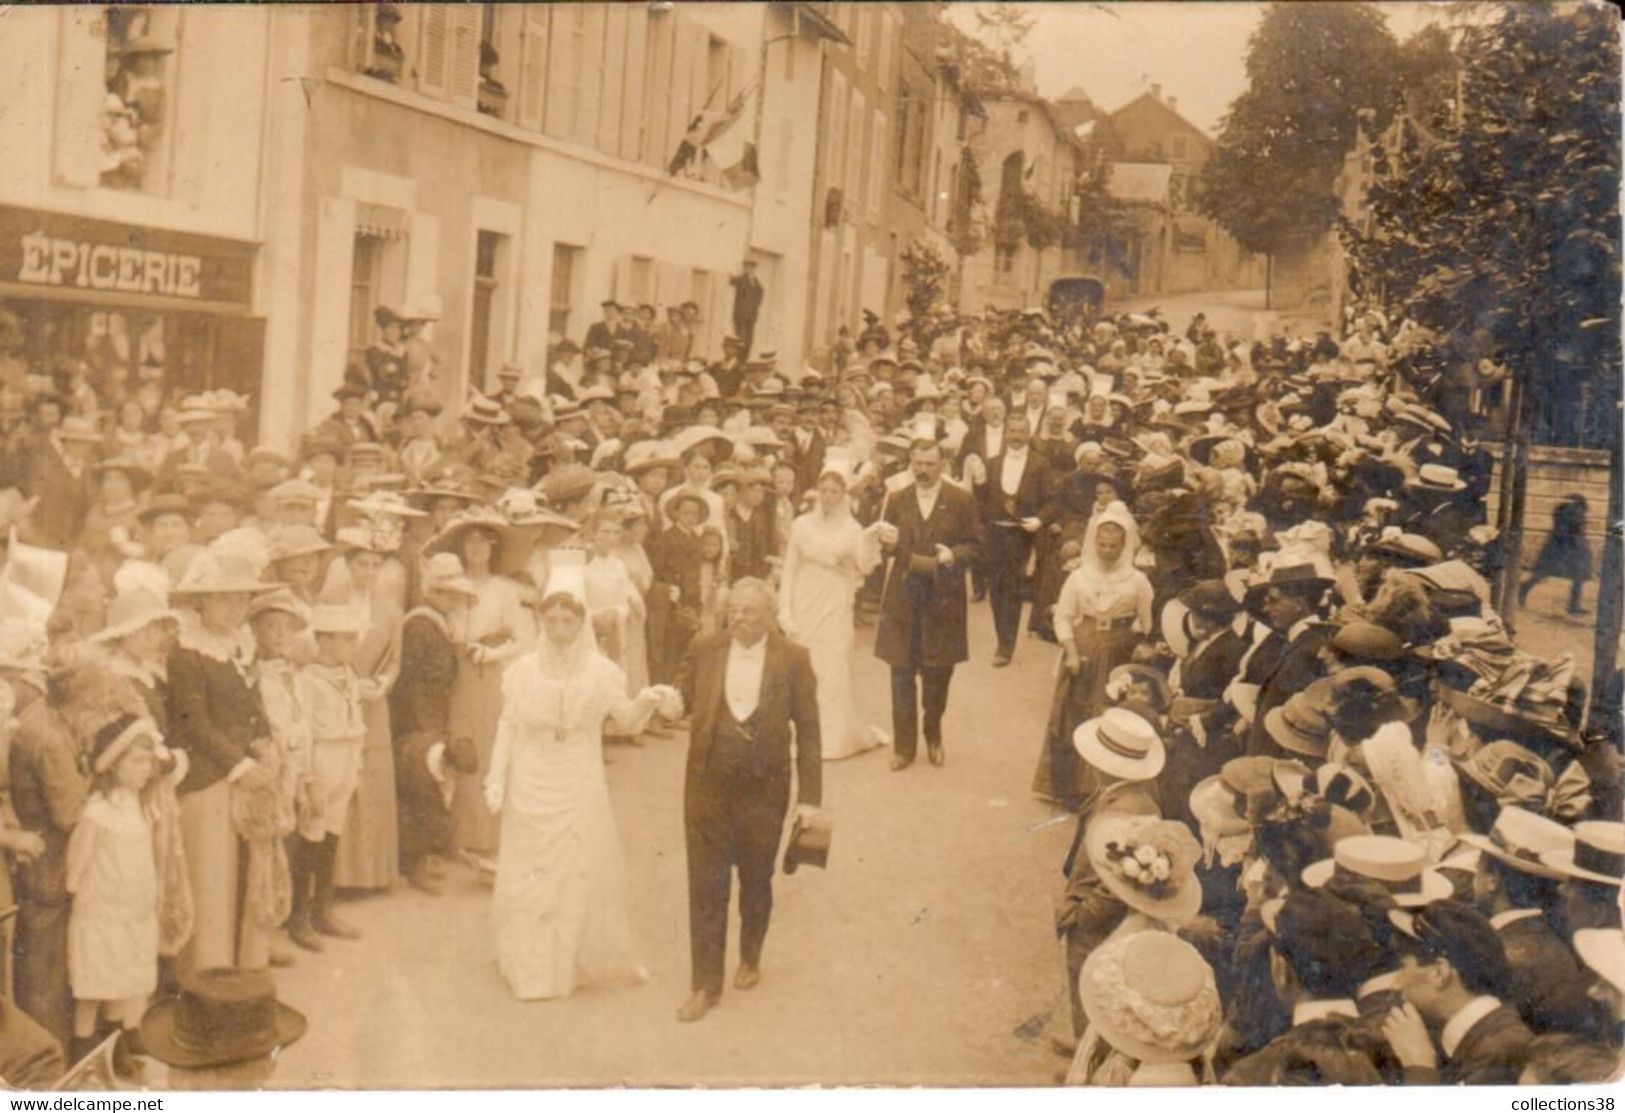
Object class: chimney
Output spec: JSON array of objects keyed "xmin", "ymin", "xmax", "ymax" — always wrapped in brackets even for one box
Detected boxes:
[
  {"xmin": 1150, "ymin": 82, "xmax": 1162, "ymax": 101},
  {"xmin": 1166, "ymin": 96, "xmax": 1178, "ymax": 113}
]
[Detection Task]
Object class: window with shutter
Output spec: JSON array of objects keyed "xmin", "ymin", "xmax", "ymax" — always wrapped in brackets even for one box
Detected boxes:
[
  {"xmin": 544, "ymin": 7, "xmax": 582, "ymax": 139},
  {"xmin": 418, "ymin": 6, "xmax": 451, "ymax": 98},
  {"xmin": 598, "ymin": 5, "xmax": 628, "ymax": 155},
  {"xmin": 577, "ymin": 4, "xmax": 606, "ymax": 146},
  {"xmin": 847, "ymin": 90, "xmax": 865, "ymax": 214},
  {"xmin": 448, "ymin": 6, "xmax": 481, "ymax": 108},
  {"xmin": 619, "ymin": 10, "xmax": 649, "ymax": 161},
  {"xmin": 868, "ymin": 110, "xmax": 885, "ymax": 221},
  {"xmin": 518, "ymin": 8, "xmax": 549, "ymax": 130},
  {"xmin": 827, "ymin": 72, "xmax": 847, "ymax": 200}
]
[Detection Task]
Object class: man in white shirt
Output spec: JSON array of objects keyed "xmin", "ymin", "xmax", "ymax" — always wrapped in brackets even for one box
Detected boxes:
[
  {"xmin": 975, "ymin": 416, "xmax": 1051, "ymax": 666},
  {"xmin": 673, "ymin": 579, "xmax": 822, "ymax": 1023}
]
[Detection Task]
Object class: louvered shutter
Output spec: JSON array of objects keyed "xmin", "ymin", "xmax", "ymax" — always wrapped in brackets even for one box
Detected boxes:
[
  {"xmin": 52, "ymin": 8, "xmax": 105, "ymax": 188},
  {"xmin": 518, "ymin": 8, "xmax": 550, "ymax": 130},
  {"xmin": 417, "ymin": 6, "xmax": 450, "ymax": 98},
  {"xmin": 448, "ymin": 5, "xmax": 480, "ymax": 109},
  {"xmin": 577, "ymin": 3, "xmax": 606, "ymax": 146},
  {"xmin": 620, "ymin": 11, "xmax": 648, "ymax": 160}
]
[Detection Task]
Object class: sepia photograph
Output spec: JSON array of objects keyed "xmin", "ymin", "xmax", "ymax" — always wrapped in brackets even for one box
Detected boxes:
[{"xmin": 0, "ymin": 0, "xmax": 1619, "ymax": 1094}]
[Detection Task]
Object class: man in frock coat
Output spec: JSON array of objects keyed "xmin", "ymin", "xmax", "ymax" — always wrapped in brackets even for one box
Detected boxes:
[
  {"xmin": 975, "ymin": 414, "xmax": 1054, "ymax": 667},
  {"xmin": 673, "ymin": 578, "xmax": 821, "ymax": 1023},
  {"xmin": 874, "ymin": 438, "xmax": 985, "ymax": 770}
]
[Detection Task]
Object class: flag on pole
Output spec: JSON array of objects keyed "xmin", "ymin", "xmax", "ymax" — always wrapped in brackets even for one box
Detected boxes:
[{"xmin": 667, "ymin": 91, "xmax": 749, "ymax": 178}]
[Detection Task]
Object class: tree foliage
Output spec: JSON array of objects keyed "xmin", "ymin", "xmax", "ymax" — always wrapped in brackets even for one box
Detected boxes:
[
  {"xmin": 1341, "ymin": 2, "xmax": 1621, "ymax": 448},
  {"xmin": 1067, "ymin": 161, "xmax": 1137, "ymax": 276},
  {"xmin": 900, "ymin": 239, "xmax": 954, "ymax": 320},
  {"xmin": 1200, "ymin": 2, "xmax": 1402, "ymax": 256},
  {"xmin": 938, "ymin": 18, "xmax": 1023, "ymax": 95},
  {"xmin": 972, "ymin": 3, "xmax": 1035, "ymax": 66}
]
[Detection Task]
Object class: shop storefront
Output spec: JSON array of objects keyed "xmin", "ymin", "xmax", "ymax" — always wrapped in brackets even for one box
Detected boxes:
[{"xmin": 0, "ymin": 205, "xmax": 263, "ymax": 432}]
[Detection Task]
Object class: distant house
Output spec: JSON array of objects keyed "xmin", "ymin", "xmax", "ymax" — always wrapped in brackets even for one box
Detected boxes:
[
  {"xmin": 1103, "ymin": 162, "xmax": 1172, "ymax": 297},
  {"xmin": 1105, "ymin": 85, "xmax": 1263, "ymax": 296}
]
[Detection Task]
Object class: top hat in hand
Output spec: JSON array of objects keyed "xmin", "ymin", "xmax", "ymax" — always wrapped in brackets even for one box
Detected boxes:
[{"xmin": 783, "ymin": 815, "xmax": 832, "ymax": 874}]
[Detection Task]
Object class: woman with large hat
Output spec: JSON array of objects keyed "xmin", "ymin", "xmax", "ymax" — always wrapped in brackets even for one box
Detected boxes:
[
  {"xmin": 164, "ymin": 549, "xmax": 277, "ymax": 971},
  {"xmin": 425, "ymin": 507, "xmax": 540, "ymax": 856},
  {"xmin": 324, "ymin": 513, "xmax": 412, "ymax": 893},
  {"xmin": 1068, "ymin": 928, "xmax": 1221, "ymax": 1085}
]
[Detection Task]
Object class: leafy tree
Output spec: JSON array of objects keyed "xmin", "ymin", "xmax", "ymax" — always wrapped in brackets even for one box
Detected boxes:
[
  {"xmin": 972, "ymin": 2, "xmax": 1035, "ymax": 66},
  {"xmin": 900, "ymin": 239, "xmax": 953, "ymax": 320},
  {"xmin": 1200, "ymin": 3, "xmax": 1402, "ymax": 259},
  {"xmin": 1067, "ymin": 162, "xmax": 1137, "ymax": 276},
  {"xmin": 1342, "ymin": 2, "xmax": 1620, "ymax": 448}
]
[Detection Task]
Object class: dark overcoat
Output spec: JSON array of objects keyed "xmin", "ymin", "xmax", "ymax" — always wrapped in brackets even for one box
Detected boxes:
[{"xmin": 873, "ymin": 481, "xmax": 984, "ymax": 669}]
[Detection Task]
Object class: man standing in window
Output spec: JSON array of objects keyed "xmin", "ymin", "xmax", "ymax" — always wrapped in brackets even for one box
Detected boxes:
[
  {"xmin": 584, "ymin": 300, "xmax": 622, "ymax": 354},
  {"xmin": 729, "ymin": 259, "xmax": 764, "ymax": 363}
]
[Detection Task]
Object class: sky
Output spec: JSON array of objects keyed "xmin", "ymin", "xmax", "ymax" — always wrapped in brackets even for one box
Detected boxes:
[{"xmin": 947, "ymin": 2, "xmax": 1457, "ymax": 135}]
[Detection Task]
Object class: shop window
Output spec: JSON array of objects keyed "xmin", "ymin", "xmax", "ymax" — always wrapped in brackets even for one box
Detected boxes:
[
  {"xmin": 100, "ymin": 7, "xmax": 178, "ymax": 193},
  {"xmin": 469, "ymin": 231, "xmax": 508, "ymax": 390},
  {"xmin": 549, "ymin": 243, "xmax": 581, "ymax": 339},
  {"xmin": 348, "ymin": 235, "xmax": 384, "ymax": 368}
]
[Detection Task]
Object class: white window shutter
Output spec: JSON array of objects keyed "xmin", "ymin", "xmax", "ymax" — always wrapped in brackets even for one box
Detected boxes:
[
  {"xmin": 449, "ymin": 6, "xmax": 480, "ymax": 108},
  {"xmin": 519, "ymin": 8, "xmax": 550, "ymax": 130},
  {"xmin": 847, "ymin": 90, "xmax": 865, "ymax": 210},
  {"xmin": 869, "ymin": 110, "xmax": 885, "ymax": 221},
  {"xmin": 417, "ymin": 7, "xmax": 450, "ymax": 98},
  {"xmin": 52, "ymin": 8, "xmax": 105, "ymax": 188}
]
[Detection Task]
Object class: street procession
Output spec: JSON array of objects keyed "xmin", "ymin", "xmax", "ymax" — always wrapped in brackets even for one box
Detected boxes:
[{"xmin": 0, "ymin": 0, "xmax": 1619, "ymax": 1096}]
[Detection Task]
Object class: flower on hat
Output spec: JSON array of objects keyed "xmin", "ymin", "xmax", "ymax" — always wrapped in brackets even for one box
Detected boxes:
[{"xmin": 1104, "ymin": 831, "xmax": 1186, "ymax": 897}]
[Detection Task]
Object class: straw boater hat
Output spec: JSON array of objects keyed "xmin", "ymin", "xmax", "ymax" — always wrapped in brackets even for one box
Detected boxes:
[
  {"xmin": 1078, "ymin": 931, "xmax": 1221, "ymax": 1068},
  {"xmin": 90, "ymin": 589, "xmax": 179, "ymax": 645},
  {"xmin": 247, "ymin": 588, "xmax": 310, "ymax": 628},
  {"xmin": 1085, "ymin": 814, "xmax": 1204, "ymax": 923},
  {"xmin": 1302, "ymin": 835, "xmax": 1452, "ymax": 908},
  {"xmin": 463, "ymin": 394, "xmax": 511, "ymax": 426},
  {"xmin": 171, "ymin": 551, "xmax": 277, "ymax": 598},
  {"xmin": 1458, "ymin": 806, "xmax": 1574, "ymax": 881},
  {"xmin": 1539, "ymin": 821, "xmax": 1625, "ymax": 886},
  {"xmin": 1573, "ymin": 929, "xmax": 1625, "ymax": 997},
  {"xmin": 55, "ymin": 416, "xmax": 104, "ymax": 444},
  {"xmin": 666, "ymin": 489, "xmax": 711, "ymax": 525},
  {"xmin": 1408, "ymin": 463, "xmax": 1467, "ymax": 493},
  {"xmin": 1073, "ymin": 706, "xmax": 1165, "ymax": 782}
]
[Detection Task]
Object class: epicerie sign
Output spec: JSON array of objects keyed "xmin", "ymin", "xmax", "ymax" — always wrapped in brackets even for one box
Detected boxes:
[
  {"xmin": 0, "ymin": 205, "xmax": 255, "ymax": 309},
  {"xmin": 19, "ymin": 229, "xmax": 204, "ymax": 298}
]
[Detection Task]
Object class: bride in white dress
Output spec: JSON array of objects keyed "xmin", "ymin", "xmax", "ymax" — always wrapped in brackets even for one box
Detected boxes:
[
  {"xmin": 483, "ymin": 573, "xmax": 668, "ymax": 1001},
  {"xmin": 778, "ymin": 458, "xmax": 885, "ymax": 760}
]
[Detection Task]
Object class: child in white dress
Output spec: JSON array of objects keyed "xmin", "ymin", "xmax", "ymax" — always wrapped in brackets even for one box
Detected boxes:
[{"xmin": 67, "ymin": 714, "xmax": 182, "ymax": 1068}]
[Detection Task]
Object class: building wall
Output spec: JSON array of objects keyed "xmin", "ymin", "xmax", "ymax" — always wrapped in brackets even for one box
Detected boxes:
[
  {"xmin": 263, "ymin": 2, "xmax": 778, "ymax": 444},
  {"xmin": 957, "ymin": 96, "xmax": 1081, "ymax": 314}
]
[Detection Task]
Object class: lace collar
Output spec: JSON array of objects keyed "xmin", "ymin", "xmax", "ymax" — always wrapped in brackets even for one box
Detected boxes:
[{"xmin": 177, "ymin": 612, "xmax": 256, "ymax": 666}]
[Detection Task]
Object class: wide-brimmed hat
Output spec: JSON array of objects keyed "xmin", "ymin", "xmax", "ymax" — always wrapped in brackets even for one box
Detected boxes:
[
  {"xmin": 672, "ymin": 423, "xmax": 732, "ymax": 458},
  {"xmin": 1574, "ymin": 929, "xmax": 1625, "ymax": 996},
  {"xmin": 170, "ymin": 551, "xmax": 277, "ymax": 598},
  {"xmin": 539, "ymin": 463, "xmax": 597, "ymax": 507},
  {"xmin": 1369, "ymin": 531, "xmax": 1444, "ymax": 566},
  {"xmin": 1539, "ymin": 821, "xmax": 1625, "ymax": 886},
  {"xmin": 1452, "ymin": 741, "xmax": 1576, "ymax": 813},
  {"xmin": 1263, "ymin": 689, "xmax": 1333, "ymax": 759},
  {"xmin": 247, "ymin": 588, "xmax": 310, "ymax": 628},
  {"xmin": 92, "ymin": 455, "xmax": 152, "ymax": 489},
  {"xmin": 266, "ymin": 478, "xmax": 324, "ymax": 507},
  {"xmin": 89, "ymin": 589, "xmax": 179, "ymax": 645},
  {"xmin": 1409, "ymin": 463, "xmax": 1467, "ymax": 493},
  {"xmin": 1438, "ymin": 687, "xmax": 1575, "ymax": 751},
  {"xmin": 666, "ymin": 489, "xmax": 711, "ymax": 525},
  {"xmin": 1078, "ymin": 930, "xmax": 1221, "ymax": 1065},
  {"xmin": 1302, "ymin": 835, "xmax": 1452, "ymax": 908},
  {"xmin": 462, "ymin": 394, "xmax": 511, "ymax": 426},
  {"xmin": 424, "ymin": 507, "xmax": 546, "ymax": 577},
  {"xmin": 1458, "ymin": 805, "xmax": 1574, "ymax": 880},
  {"xmin": 1073, "ymin": 706, "xmax": 1165, "ymax": 781},
  {"xmin": 136, "ymin": 493, "xmax": 195, "ymax": 526},
  {"xmin": 141, "ymin": 967, "xmax": 306, "ymax": 1069},
  {"xmin": 624, "ymin": 440, "xmax": 681, "ymax": 476},
  {"xmin": 267, "ymin": 525, "xmax": 333, "ymax": 564},
  {"xmin": 1086, "ymin": 814, "xmax": 1203, "ymax": 923}
]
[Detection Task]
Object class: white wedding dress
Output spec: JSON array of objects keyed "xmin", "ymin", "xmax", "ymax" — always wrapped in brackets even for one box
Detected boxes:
[
  {"xmin": 487, "ymin": 639, "xmax": 654, "ymax": 1000},
  {"xmin": 780, "ymin": 508, "xmax": 883, "ymax": 760}
]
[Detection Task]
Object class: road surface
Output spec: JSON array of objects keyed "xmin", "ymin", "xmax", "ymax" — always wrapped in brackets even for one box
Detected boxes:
[{"xmin": 268, "ymin": 603, "xmax": 1076, "ymax": 1088}]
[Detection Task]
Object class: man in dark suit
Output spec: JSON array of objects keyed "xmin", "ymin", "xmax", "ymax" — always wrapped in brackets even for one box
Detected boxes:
[
  {"xmin": 875, "ymin": 439, "xmax": 985, "ymax": 770},
  {"xmin": 773, "ymin": 403, "xmax": 826, "ymax": 497},
  {"xmin": 976, "ymin": 415, "xmax": 1053, "ymax": 666},
  {"xmin": 1382, "ymin": 900, "xmax": 1536, "ymax": 1084},
  {"xmin": 1242, "ymin": 563, "xmax": 1335, "ymax": 756},
  {"xmin": 729, "ymin": 259, "xmax": 765, "ymax": 361},
  {"xmin": 674, "ymin": 578, "xmax": 821, "ymax": 1023},
  {"xmin": 583, "ymin": 300, "xmax": 622, "ymax": 354}
]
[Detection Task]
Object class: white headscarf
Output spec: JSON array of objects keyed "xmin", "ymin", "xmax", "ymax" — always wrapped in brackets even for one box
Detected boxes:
[{"xmin": 1080, "ymin": 501, "xmax": 1141, "ymax": 582}]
